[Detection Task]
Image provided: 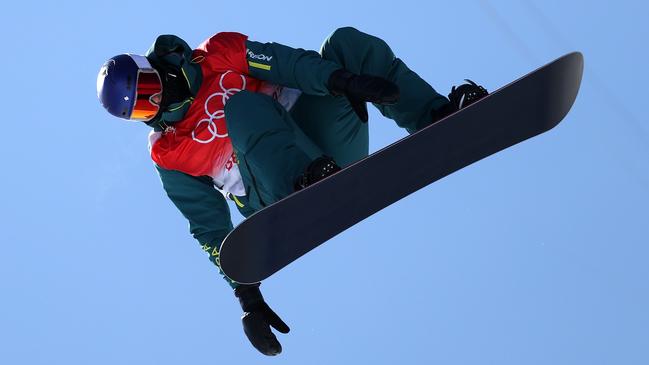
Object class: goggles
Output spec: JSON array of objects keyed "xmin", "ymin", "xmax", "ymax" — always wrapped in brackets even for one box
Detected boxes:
[{"xmin": 128, "ymin": 54, "xmax": 163, "ymax": 121}]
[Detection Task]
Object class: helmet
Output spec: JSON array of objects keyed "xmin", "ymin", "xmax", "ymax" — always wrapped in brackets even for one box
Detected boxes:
[{"xmin": 97, "ymin": 54, "xmax": 163, "ymax": 121}]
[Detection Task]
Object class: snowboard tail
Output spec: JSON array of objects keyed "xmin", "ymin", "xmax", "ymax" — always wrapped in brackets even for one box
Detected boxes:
[{"xmin": 220, "ymin": 52, "xmax": 584, "ymax": 284}]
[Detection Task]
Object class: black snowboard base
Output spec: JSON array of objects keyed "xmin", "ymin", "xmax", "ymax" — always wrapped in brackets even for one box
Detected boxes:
[{"xmin": 220, "ymin": 52, "xmax": 584, "ymax": 284}]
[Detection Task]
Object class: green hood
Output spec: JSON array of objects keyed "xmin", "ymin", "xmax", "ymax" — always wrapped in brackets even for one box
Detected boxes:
[{"xmin": 145, "ymin": 34, "xmax": 203, "ymax": 130}]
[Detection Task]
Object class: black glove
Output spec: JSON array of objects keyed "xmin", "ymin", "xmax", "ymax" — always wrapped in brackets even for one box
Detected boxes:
[
  {"xmin": 235, "ymin": 283, "xmax": 290, "ymax": 356},
  {"xmin": 328, "ymin": 69, "xmax": 400, "ymax": 123}
]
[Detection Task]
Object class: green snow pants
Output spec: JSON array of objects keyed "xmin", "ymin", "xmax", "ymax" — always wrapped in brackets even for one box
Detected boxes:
[{"xmin": 225, "ymin": 27, "xmax": 448, "ymax": 213}]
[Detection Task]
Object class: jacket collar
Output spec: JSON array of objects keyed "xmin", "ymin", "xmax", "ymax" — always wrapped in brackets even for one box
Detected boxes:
[{"xmin": 144, "ymin": 35, "xmax": 203, "ymax": 130}]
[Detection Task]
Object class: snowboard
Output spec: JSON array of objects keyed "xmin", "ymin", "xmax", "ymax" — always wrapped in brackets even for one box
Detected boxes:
[{"xmin": 220, "ymin": 52, "xmax": 584, "ymax": 284}]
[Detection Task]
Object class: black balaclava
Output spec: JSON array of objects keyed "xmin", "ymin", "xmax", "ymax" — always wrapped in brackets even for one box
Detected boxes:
[{"xmin": 144, "ymin": 35, "xmax": 203, "ymax": 130}]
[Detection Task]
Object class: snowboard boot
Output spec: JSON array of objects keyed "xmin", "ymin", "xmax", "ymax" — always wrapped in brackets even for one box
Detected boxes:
[
  {"xmin": 294, "ymin": 156, "xmax": 342, "ymax": 191},
  {"xmin": 430, "ymin": 79, "xmax": 489, "ymax": 123}
]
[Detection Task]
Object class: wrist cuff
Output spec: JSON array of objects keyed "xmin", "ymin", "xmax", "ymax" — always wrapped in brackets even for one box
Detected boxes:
[{"xmin": 234, "ymin": 283, "xmax": 264, "ymax": 312}]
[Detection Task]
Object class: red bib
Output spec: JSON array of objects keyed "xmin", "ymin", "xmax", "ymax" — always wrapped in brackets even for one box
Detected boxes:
[{"xmin": 150, "ymin": 32, "xmax": 261, "ymax": 177}]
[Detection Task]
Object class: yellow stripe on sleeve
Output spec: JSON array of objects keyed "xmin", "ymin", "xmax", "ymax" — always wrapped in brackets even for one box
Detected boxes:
[{"xmin": 248, "ymin": 61, "xmax": 271, "ymax": 71}]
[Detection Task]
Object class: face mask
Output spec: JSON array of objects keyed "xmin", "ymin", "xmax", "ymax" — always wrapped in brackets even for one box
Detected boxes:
[
  {"xmin": 144, "ymin": 35, "xmax": 203, "ymax": 127},
  {"xmin": 156, "ymin": 62, "xmax": 192, "ymax": 109}
]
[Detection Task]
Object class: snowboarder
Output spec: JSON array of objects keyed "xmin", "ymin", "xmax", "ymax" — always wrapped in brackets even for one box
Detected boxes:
[{"xmin": 96, "ymin": 26, "xmax": 487, "ymax": 355}]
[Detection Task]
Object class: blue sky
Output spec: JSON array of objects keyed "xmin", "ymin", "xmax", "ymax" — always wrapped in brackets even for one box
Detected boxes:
[{"xmin": 1, "ymin": 0, "xmax": 647, "ymax": 364}]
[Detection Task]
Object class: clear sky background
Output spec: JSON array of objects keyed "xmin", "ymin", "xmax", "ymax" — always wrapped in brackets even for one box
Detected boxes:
[{"xmin": 1, "ymin": 0, "xmax": 647, "ymax": 364}]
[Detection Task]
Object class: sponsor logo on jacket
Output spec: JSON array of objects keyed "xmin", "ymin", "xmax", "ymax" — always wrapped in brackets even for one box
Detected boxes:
[{"xmin": 246, "ymin": 49, "xmax": 272, "ymax": 62}]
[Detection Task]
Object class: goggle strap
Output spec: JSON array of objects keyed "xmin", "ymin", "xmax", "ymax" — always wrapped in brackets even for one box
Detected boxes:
[{"xmin": 129, "ymin": 54, "xmax": 155, "ymax": 71}]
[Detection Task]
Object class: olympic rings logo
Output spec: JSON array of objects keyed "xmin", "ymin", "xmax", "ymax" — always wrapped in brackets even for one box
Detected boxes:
[{"xmin": 192, "ymin": 70, "xmax": 247, "ymax": 144}]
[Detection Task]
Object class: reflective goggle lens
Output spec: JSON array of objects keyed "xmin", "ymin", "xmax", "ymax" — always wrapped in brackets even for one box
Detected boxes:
[{"xmin": 130, "ymin": 70, "xmax": 162, "ymax": 121}]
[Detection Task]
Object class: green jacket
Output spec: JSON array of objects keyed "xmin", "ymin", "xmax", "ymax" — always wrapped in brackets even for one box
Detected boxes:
[{"xmin": 149, "ymin": 34, "xmax": 341, "ymax": 287}]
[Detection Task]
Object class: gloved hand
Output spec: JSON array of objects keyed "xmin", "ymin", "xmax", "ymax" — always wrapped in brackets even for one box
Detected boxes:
[
  {"xmin": 328, "ymin": 69, "xmax": 400, "ymax": 123},
  {"xmin": 235, "ymin": 283, "xmax": 290, "ymax": 356}
]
